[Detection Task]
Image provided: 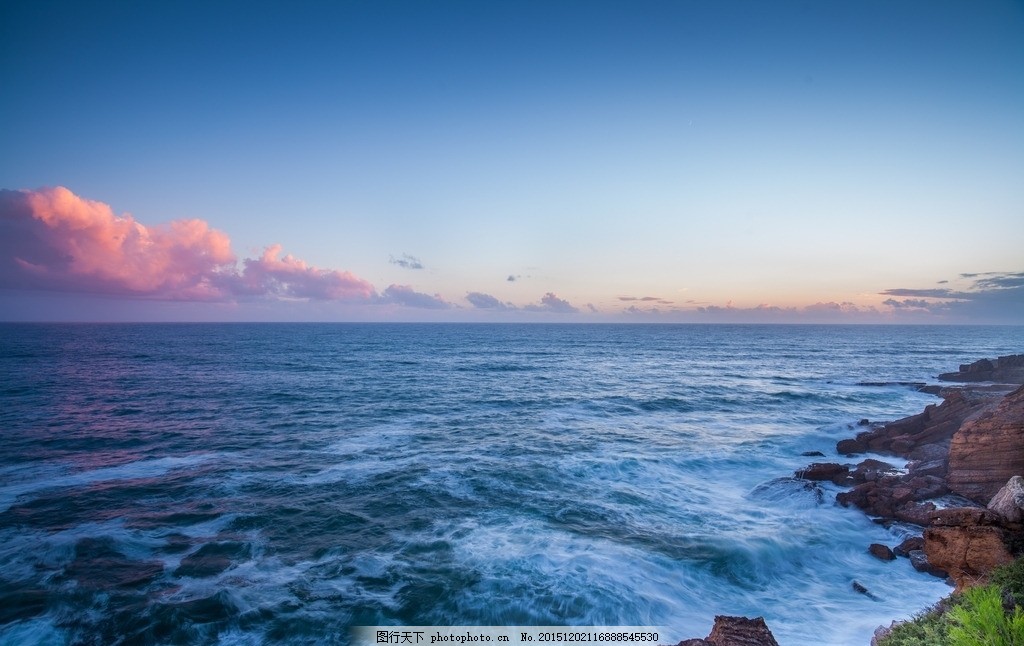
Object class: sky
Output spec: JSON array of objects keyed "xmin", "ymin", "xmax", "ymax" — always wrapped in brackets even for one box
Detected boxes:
[{"xmin": 1, "ymin": 0, "xmax": 1022, "ymax": 323}]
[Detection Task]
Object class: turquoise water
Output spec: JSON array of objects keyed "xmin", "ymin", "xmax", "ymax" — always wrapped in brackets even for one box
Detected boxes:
[{"xmin": 2, "ymin": 324, "xmax": 1023, "ymax": 644}]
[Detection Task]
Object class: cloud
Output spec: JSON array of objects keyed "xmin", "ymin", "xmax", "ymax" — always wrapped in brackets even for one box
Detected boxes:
[
  {"xmin": 880, "ymin": 271, "xmax": 1024, "ymax": 322},
  {"xmin": 692, "ymin": 301, "xmax": 882, "ymax": 322},
  {"xmin": 465, "ymin": 291, "xmax": 513, "ymax": 310},
  {"xmin": 882, "ymin": 298, "xmax": 934, "ymax": 310},
  {"xmin": 507, "ymin": 274, "xmax": 519, "ymax": 282},
  {"xmin": 389, "ymin": 254, "xmax": 424, "ymax": 270},
  {"xmin": 381, "ymin": 284, "xmax": 452, "ymax": 309},
  {"xmin": 0, "ymin": 186, "xmax": 378, "ymax": 303},
  {"xmin": 880, "ymin": 287, "xmax": 958, "ymax": 299},
  {"xmin": 524, "ymin": 292, "xmax": 579, "ymax": 314},
  {"xmin": 969, "ymin": 271, "xmax": 1024, "ymax": 290},
  {"xmin": 624, "ymin": 305, "xmax": 664, "ymax": 315},
  {"xmin": 0, "ymin": 186, "xmax": 235, "ymax": 300},
  {"xmin": 618, "ymin": 295, "xmax": 673, "ymax": 304},
  {"xmin": 233, "ymin": 244, "xmax": 376, "ymax": 300}
]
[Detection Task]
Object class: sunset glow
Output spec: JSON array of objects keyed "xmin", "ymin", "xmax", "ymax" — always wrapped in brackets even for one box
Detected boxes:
[{"xmin": 1, "ymin": 1, "xmax": 1021, "ymax": 323}]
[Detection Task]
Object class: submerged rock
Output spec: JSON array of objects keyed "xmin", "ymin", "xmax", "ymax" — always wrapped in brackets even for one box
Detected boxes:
[
  {"xmin": 853, "ymin": 580, "xmax": 880, "ymax": 600},
  {"xmin": 748, "ymin": 477, "xmax": 824, "ymax": 505},
  {"xmin": 868, "ymin": 543, "xmax": 896, "ymax": 561},
  {"xmin": 795, "ymin": 462, "xmax": 849, "ymax": 483}
]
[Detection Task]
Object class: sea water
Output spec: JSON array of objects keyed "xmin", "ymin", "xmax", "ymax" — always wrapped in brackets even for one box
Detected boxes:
[{"xmin": 2, "ymin": 323, "xmax": 1023, "ymax": 645}]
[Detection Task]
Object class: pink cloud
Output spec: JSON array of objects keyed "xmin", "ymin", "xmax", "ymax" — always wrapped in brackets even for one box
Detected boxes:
[
  {"xmin": 234, "ymin": 244, "xmax": 376, "ymax": 300},
  {"xmin": 0, "ymin": 186, "xmax": 375, "ymax": 303},
  {"xmin": 1, "ymin": 186, "xmax": 235, "ymax": 299}
]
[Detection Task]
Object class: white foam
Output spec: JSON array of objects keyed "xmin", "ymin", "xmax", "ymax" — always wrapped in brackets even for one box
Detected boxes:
[{"xmin": 0, "ymin": 454, "xmax": 212, "ymax": 513}]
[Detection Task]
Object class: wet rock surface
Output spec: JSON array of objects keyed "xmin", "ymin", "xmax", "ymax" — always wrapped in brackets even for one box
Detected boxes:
[
  {"xmin": 796, "ymin": 357, "xmax": 1024, "ymax": 591},
  {"xmin": 676, "ymin": 357, "xmax": 1023, "ymax": 645},
  {"xmin": 868, "ymin": 543, "xmax": 896, "ymax": 561}
]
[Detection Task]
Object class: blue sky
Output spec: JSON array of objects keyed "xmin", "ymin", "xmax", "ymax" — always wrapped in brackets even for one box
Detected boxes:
[{"xmin": 1, "ymin": 0, "xmax": 1022, "ymax": 322}]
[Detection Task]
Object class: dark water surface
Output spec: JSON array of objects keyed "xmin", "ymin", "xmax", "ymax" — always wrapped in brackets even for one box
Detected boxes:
[{"xmin": 2, "ymin": 324, "xmax": 1023, "ymax": 644}]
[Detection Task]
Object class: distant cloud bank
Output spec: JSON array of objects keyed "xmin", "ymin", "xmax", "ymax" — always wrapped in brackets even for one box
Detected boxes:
[
  {"xmin": 879, "ymin": 272, "xmax": 1024, "ymax": 322},
  {"xmin": 0, "ymin": 187, "xmax": 576, "ymax": 316},
  {"xmin": 2, "ymin": 187, "xmax": 1019, "ymax": 323},
  {"xmin": 465, "ymin": 290, "xmax": 579, "ymax": 314}
]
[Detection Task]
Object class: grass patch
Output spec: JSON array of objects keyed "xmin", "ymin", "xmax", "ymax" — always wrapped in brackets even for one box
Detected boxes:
[
  {"xmin": 879, "ymin": 606, "xmax": 951, "ymax": 646},
  {"xmin": 992, "ymin": 557, "xmax": 1024, "ymax": 606}
]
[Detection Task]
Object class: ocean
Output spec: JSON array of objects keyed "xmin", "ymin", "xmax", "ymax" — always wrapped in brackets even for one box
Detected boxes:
[{"xmin": 2, "ymin": 323, "xmax": 1023, "ymax": 645}]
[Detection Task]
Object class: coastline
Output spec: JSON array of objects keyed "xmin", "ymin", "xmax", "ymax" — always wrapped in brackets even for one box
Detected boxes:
[{"xmin": 674, "ymin": 355, "xmax": 1024, "ymax": 645}]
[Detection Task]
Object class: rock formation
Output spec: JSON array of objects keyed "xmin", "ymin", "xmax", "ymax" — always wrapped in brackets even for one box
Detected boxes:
[
  {"xmin": 939, "ymin": 354, "xmax": 1024, "ymax": 384},
  {"xmin": 947, "ymin": 385, "xmax": 1024, "ymax": 504},
  {"xmin": 682, "ymin": 356, "xmax": 1023, "ymax": 645},
  {"xmin": 988, "ymin": 475, "xmax": 1024, "ymax": 523},
  {"xmin": 676, "ymin": 616, "xmax": 779, "ymax": 646},
  {"xmin": 924, "ymin": 526, "xmax": 1013, "ymax": 590},
  {"xmin": 835, "ymin": 387, "xmax": 1006, "ymax": 460},
  {"xmin": 795, "ymin": 356, "xmax": 1024, "ymax": 592}
]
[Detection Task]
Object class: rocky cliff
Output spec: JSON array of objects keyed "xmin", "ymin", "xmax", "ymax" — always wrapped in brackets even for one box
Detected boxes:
[
  {"xmin": 677, "ymin": 355, "xmax": 1023, "ymax": 644},
  {"xmin": 939, "ymin": 355, "xmax": 1024, "ymax": 384},
  {"xmin": 947, "ymin": 385, "xmax": 1024, "ymax": 504},
  {"xmin": 821, "ymin": 355, "xmax": 1024, "ymax": 592}
]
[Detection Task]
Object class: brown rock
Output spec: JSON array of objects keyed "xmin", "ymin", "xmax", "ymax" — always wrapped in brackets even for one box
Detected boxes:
[
  {"xmin": 907, "ymin": 475, "xmax": 948, "ymax": 500},
  {"xmin": 837, "ymin": 437, "xmax": 867, "ymax": 456},
  {"xmin": 923, "ymin": 525, "xmax": 1013, "ymax": 590},
  {"xmin": 907, "ymin": 458, "xmax": 947, "ymax": 479},
  {"xmin": 868, "ymin": 543, "xmax": 896, "ymax": 561},
  {"xmin": 848, "ymin": 388, "xmax": 1003, "ymax": 460},
  {"xmin": 948, "ymin": 385, "xmax": 1024, "ymax": 504},
  {"xmin": 835, "ymin": 386, "xmax": 987, "ymax": 462},
  {"xmin": 705, "ymin": 616, "xmax": 779, "ymax": 646},
  {"xmin": 796, "ymin": 463, "xmax": 849, "ymax": 482},
  {"xmin": 675, "ymin": 641, "xmax": 709, "ymax": 646},
  {"xmin": 908, "ymin": 443, "xmax": 949, "ymax": 463},
  {"xmin": 929, "ymin": 507, "xmax": 1000, "ymax": 527},
  {"xmin": 850, "ymin": 459, "xmax": 898, "ymax": 484},
  {"xmin": 894, "ymin": 502, "xmax": 938, "ymax": 526},
  {"xmin": 836, "ymin": 481, "xmax": 875, "ymax": 510},
  {"xmin": 939, "ymin": 354, "xmax": 1024, "ymax": 384}
]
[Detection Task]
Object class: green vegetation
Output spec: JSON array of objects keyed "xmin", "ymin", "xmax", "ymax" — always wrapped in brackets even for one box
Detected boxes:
[
  {"xmin": 991, "ymin": 557, "xmax": 1024, "ymax": 606},
  {"xmin": 879, "ymin": 558, "xmax": 1024, "ymax": 646},
  {"xmin": 878, "ymin": 606, "xmax": 951, "ymax": 646},
  {"xmin": 947, "ymin": 585, "xmax": 1024, "ymax": 646}
]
